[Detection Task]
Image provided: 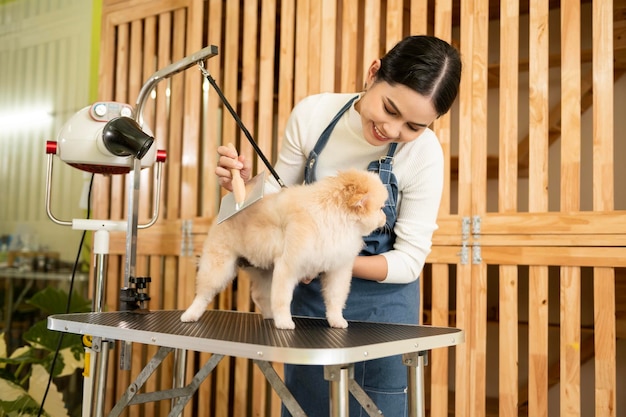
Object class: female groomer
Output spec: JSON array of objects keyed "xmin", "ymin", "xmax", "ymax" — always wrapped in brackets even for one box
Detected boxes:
[{"xmin": 216, "ymin": 35, "xmax": 462, "ymax": 416}]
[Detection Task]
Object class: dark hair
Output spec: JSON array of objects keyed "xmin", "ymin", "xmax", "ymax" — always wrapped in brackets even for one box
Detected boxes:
[{"xmin": 375, "ymin": 35, "xmax": 462, "ymax": 116}]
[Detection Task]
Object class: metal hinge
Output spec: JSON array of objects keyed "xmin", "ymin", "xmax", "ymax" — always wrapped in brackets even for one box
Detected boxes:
[
  {"xmin": 181, "ymin": 219, "xmax": 193, "ymax": 257},
  {"xmin": 459, "ymin": 216, "xmax": 482, "ymax": 264},
  {"xmin": 472, "ymin": 215, "xmax": 482, "ymax": 264},
  {"xmin": 472, "ymin": 215, "xmax": 481, "ymax": 235},
  {"xmin": 459, "ymin": 217, "xmax": 470, "ymax": 265}
]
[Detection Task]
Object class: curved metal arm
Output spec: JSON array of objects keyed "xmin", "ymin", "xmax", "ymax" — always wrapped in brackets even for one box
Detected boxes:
[
  {"xmin": 135, "ymin": 45, "xmax": 218, "ymax": 127},
  {"xmin": 45, "ymin": 154, "xmax": 73, "ymax": 227},
  {"xmin": 137, "ymin": 159, "xmax": 164, "ymax": 229}
]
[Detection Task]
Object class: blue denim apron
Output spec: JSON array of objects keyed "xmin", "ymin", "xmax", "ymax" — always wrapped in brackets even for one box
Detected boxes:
[{"xmin": 283, "ymin": 96, "xmax": 419, "ymax": 417}]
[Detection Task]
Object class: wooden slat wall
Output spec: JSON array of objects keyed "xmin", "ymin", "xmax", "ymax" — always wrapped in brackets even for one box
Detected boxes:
[{"xmin": 95, "ymin": 1, "xmax": 622, "ymax": 416}]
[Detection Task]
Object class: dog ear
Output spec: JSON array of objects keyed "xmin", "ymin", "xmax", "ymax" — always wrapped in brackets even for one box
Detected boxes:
[
  {"xmin": 350, "ymin": 193, "xmax": 369, "ymax": 209},
  {"xmin": 352, "ymin": 194, "xmax": 369, "ymax": 209}
]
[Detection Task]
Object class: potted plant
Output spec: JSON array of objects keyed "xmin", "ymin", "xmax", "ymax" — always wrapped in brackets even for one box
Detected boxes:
[{"xmin": 0, "ymin": 287, "xmax": 90, "ymax": 417}]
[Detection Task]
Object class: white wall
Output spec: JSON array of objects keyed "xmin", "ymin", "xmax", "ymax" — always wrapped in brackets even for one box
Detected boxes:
[{"xmin": 0, "ymin": 0, "xmax": 94, "ymax": 262}]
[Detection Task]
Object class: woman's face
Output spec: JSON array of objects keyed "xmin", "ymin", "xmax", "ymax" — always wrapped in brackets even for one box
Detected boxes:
[{"xmin": 355, "ymin": 60, "xmax": 439, "ymax": 147}]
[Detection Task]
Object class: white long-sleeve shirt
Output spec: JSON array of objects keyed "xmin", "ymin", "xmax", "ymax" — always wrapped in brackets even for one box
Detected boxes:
[{"xmin": 271, "ymin": 92, "xmax": 444, "ymax": 284}]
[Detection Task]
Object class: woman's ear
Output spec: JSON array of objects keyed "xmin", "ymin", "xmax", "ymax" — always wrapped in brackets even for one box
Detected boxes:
[{"xmin": 365, "ymin": 59, "xmax": 382, "ymax": 89}]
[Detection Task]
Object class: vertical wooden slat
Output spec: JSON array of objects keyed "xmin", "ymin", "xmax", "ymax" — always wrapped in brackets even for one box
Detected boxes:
[
  {"xmin": 196, "ymin": 1, "xmax": 223, "ymax": 414},
  {"xmin": 155, "ymin": 13, "xmax": 175, "ymax": 416},
  {"xmin": 456, "ymin": 0, "xmax": 474, "ymax": 415},
  {"xmin": 109, "ymin": 22, "xmax": 132, "ymax": 414},
  {"xmin": 319, "ymin": 0, "xmax": 336, "ymax": 92},
  {"xmin": 498, "ymin": 0, "xmax": 519, "ymax": 416},
  {"xmin": 111, "ymin": 22, "xmax": 130, "ymax": 224},
  {"xmin": 180, "ymin": 0, "xmax": 203, "ymax": 217},
  {"xmin": 409, "ymin": 0, "xmax": 428, "ymax": 34},
  {"xmin": 222, "ymin": 0, "xmax": 241, "ymax": 156},
  {"xmin": 528, "ymin": 2, "xmax": 550, "ymax": 417},
  {"xmin": 167, "ymin": 10, "xmax": 186, "ymax": 222},
  {"xmin": 560, "ymin": 2, "xmax": 582, "ymax": 416},
  {"xmin": 128, "ymin": 21, "xmax": 146, "ymax": 409},
  {"xmin": 179, "ymin": 4, "xmax": 205, "ymax": 410},
  {"xmin": 430, "ymin": 264, "xmax": 450, "ymax": 417},
  {"xmin": 239, "ymin": 0, "xmax": 259, "ymax": 166},
  {"xmin": 213, "ymin": 5, "xmax": 240, "ymax": 414},
  {"xmin": 201, "ymin": 0, "xmax": 223, "ymax": 220},
  {"xmin": 257, "ymin": 0, "xmax": 277, "ymax": 168},
  {"xmin": 561, "ymin": 267, "xmax": 581, "ymax": 417},
  {"xmin": 293, "ymin": 0, "xmax": 310, "ymax": 104},
  {"xmin": 307, "ymin": 0, "xmax": 322, "ymax": 95},
  {"xmin": 183, "ymin": 3, "xmax": 205, "ymax": 417},
  {"xmin": 137, "ymin": 16, "xmax": 158, "ymax": 416},
  {"xmin": 139, "ymin": 16, "xmax": 157, "ymax": 225},
  {"xmin": 592, "ymin": 1, "xmax": 617, "ymax": 416},
  {"xmin": 231, "ymin": 2, "xmax": 257, "ymax": 416},
  {"xmin": 339, "ymin": 0, "xmax": 358, "ymax": 93},
  {"xmin": 276, "ymin": 0, "xmax": 295, "ymax": 154},
  {"xmin": 528, "ymin": 266, "xmax": 549, "ymax": 417},
  {"xmin": 272, "ymin": 2, "xmax": 296, "ymax": 414},
  {"xmin": 430, "ymin": 0, "xmax": 453, "ymax": 415},
  {"xmin": 362, "ymin": 0, "xmax": 381, "ymax": 69},
  {"xmin": 385, "ymin": 0, "xmax": 403, "ymax": 49},
  {"xmin": 254, "ymin": 2, "xmax": 279, "ymax": 413},
  {"xmin": 168, "ymin": 6, "xmax": 187, "ymax": 297},
  {"xmin": 469, "ymin": 0, "xmax": 489, "ymax": 415}
]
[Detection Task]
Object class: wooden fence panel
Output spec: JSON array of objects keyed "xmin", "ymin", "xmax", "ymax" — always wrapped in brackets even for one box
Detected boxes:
[{"xmin": 94, "ymin": 1, "xmax": 622, "ymax": 416}]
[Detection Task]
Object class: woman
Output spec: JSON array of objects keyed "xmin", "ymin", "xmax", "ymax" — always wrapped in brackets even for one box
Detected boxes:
[{"xmin": 216, "ymin": 35, "xmax": 462, "ymax": 417}]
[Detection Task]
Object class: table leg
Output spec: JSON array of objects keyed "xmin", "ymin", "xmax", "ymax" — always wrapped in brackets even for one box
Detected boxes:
[
  {"xmin": 325, "ymin": 365, "xmax": 351, "ymax": 417},
  {"xmin": 171, "ymin": 348, "xmax": 187, "ymax": 416},
  {"xmin": 403, "ymin": 351, "xmax": 427, "ymax": 417},
  {"xmin": 93, "ymin": 338, "xmax": 112, "ymax": 417}
]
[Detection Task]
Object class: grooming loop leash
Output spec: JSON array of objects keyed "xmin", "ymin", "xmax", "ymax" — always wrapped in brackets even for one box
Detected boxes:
[{"xmin": 198, "ymin": 61, "xmax": 286, "ymax": 188}]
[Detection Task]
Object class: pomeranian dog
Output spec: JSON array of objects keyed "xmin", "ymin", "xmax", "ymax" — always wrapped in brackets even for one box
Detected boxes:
[{"xmin": 180, "ymin": 169, "xmax": 388, "ymax": 329}]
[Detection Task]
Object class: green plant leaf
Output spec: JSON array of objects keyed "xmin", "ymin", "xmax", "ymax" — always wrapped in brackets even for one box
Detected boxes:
[
  {"xmin": 27, "ymin": 287, "xmax": 91, "ymax": 316},
  {"xmin": 0, "ymin": 333, "xmax": 6, "ymax": 363},
  {"xmin": 23, "ymin": 321, "xmax": 81, "ymax": 353},
  {"xmin": 29, "ymin": 365, "xmax": 69, "ymax": 417},
  {"xmin": 0, "ymin": 378, "xmax": 52, "ymax": 417},
  {"xmin": 0, "ymin": 345, "xmax": 39, "ymax": 367},
  {"xmin": 54, "ymin": 348, "xmax": 83, "ymax": 378}
]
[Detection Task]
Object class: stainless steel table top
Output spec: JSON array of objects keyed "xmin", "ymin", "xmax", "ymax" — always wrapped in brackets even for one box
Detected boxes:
[{"xmin": 48, "ymin": 310, "xmax": 463, "ymax": 365}]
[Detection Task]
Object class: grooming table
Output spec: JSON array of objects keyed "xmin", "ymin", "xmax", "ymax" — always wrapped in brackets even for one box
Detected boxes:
[{"xmin": 48, "ymin": 309, "xmax": 463, "ymax": 417}]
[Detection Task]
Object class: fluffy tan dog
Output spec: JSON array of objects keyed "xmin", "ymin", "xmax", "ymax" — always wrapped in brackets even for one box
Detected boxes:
[{"xmin": 180, "ymin": 169, "xmax": 388, "ymax": 329}]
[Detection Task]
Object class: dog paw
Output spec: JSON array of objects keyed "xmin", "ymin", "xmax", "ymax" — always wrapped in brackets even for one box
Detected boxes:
[
  {"xmin": 180, "ymin": 309, "xmax": 202, "ymax": 322},
  {"xmin": 327, "ymin": 315, "xmax": 348, "ymax": 329},
  {"xmin": 273, "ymin": 316, "xmax": 296, "ymax": 330}
]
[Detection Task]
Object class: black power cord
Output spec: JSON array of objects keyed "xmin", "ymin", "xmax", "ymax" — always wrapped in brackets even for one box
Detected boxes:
[{"xmin": 37, "ymin": 173, "xmax": 93, "ymax": 417}]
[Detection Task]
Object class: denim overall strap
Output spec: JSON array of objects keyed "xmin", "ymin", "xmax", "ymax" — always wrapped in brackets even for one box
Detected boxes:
[
  {"xmin": 304, "ymin": 95, "xmax": 359, "ymax": 184},
  {"xmin": 361, "ymin": 142, "xmax": 398, "ymax": 255}
]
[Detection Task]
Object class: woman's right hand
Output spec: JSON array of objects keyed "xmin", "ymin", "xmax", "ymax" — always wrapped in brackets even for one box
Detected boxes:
[{"xmin": 215, "ymin": 145, "xmax": 253, "ymax": 191}]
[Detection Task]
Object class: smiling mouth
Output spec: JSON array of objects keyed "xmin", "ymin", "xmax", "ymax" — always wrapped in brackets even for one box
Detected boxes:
[{"xmin": 373, "ymin": 124, "xmax": 390, "ymax": 141}]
